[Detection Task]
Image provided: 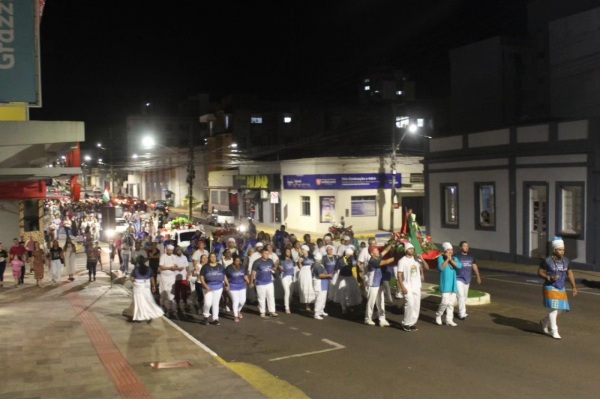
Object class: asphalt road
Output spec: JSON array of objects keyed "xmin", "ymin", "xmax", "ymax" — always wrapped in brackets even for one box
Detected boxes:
[{"xmin": 171, "ymin": 270, "xmax": 600, "ymax": 399}]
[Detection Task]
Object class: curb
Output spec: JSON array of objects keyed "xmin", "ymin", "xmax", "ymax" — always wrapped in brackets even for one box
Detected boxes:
[{"xmin": 421, "ymin": 283, "xmax": 491, "ymax": 306}]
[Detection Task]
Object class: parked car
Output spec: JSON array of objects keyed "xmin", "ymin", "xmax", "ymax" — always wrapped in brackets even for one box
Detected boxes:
[{"xmin": 207, "ymin": 210, "xmax": 235, "ymax": 226}]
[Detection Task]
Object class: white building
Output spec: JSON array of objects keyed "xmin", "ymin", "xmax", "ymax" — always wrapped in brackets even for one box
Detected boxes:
[{"xmin": 425, "ymin": 119, "xmax": 597, "ymax": 270}]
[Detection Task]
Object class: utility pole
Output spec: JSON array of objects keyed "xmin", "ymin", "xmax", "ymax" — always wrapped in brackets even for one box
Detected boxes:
[{"xmin": 186, "ymin": 134, "xmax": 195, "ymax": 221}]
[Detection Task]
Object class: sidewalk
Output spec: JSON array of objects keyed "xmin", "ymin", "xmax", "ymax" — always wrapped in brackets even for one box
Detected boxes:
[{"xmin": 0, "ymin": 248, "xmax": 307, "ymax": 399}]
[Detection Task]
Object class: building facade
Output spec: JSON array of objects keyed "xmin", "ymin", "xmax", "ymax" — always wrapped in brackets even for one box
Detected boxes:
[{"xmin": 425, "ymin": 118, "xmax": 599, "ymax": 270}]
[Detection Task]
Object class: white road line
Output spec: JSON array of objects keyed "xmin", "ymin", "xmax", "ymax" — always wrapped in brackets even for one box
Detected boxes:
[
  {"xmin": 485, "ymin": 276, "xmax": 600, "ymax": 296},
  {"xmin": 289, "ymin": 327, "xmax": 299, "ymax": 330},
  {"xmin": 269, "ymin": 339, "xmax": 346, "ymax": 362},
  {"xmin": 163, "ymin": 317, "xmax": 219, "ymax": 357},
  {"xmin": 301, "ymin": 332, "xmax": 312, "ymax": 336}
]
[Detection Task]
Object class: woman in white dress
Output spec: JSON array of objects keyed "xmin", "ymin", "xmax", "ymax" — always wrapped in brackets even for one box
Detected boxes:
[
  {"xmin": 64, "ymin": 237, "xmax": 77, "ymax": 281},
  {"xmin": 297, "ymin": 244, "xmax": 316, "ymax": 312},
  {"xmin": 128, "ymin": 255, "xmax": 164, "ymax": 323}
]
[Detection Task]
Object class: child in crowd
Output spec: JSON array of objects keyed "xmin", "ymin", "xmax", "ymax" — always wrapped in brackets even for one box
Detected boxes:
[{"xmin": 11, "ymin": 255, "xmax": 24, "ymax": 286}]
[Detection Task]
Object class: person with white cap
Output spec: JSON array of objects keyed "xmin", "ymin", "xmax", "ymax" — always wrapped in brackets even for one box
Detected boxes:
[
  {"xmin": 312, "ymin": 252, "xmax": 332, "ymax": 320},
  {"xmin": 538, "ymin": 237, "xmax": 578, "ymax": 339},
  {"xmin": 397, "ymin": 242, "xmax": 429, "ymax": 331},
  {"xmin": 319, "ymin": 235, "xmax": 334, "ymax": 256},
  {"xmin": 333, "ymin": 247, "xmax": 362, "ymax": 314},
  {"xmin": 158, "ymin": 244, "xmax": 180, "ymax": 317},
  {"xmin": 455, "ymin": 241, "xmax": 482, "ymax": 320},
  {"xmin": 336, "ymin": 235, "xmax": 352, "ymax": 257},
  {"xmin": 435, "ymin": 242, "xmax": 463, "ymax": 326},
  {"xmin": 218, "ymin": 237, "xmax": 238, "ymax": 262},
  {"xmin": 297, "ymin": 244, "xmax": 316, "ymax": 312},
  {"xmin": 363, "ymin": 242, "xmax": 395, "ymax": 326},
  {"xmin": 250, "ymin": 247, "xmax": 278, "ymax": 318}
]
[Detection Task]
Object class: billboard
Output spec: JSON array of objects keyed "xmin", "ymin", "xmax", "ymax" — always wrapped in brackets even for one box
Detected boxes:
[
  {"xmin": 0, "ymin": 0, "xmax": 41, "ymax": 105},
  {"xmin": 283, "ymin": 173, "xmax": 401, "ymax": 190}
]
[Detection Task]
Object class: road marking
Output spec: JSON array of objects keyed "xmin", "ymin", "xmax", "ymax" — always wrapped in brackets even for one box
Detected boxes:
[
  {"xmin": 289, "ymin": 327, "xmax": 299, "ymax": 330},
  {"xmin": 301, "ymin": 332, "xmax": 312, "ymax": 336},
  {"xmin": 485, "ymin": 277, "xmax": 600, "ymax": 296},
  {"xmin": 269, "ymin": 339, "xmax": 346, "ymax": 362}
]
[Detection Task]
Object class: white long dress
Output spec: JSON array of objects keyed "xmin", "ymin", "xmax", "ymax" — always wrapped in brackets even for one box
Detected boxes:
[
  {"xmin": 298, "ymin": 257, "xmax": 316, "ymax": 304},
  {"xmin": 131, "ymin": 278, "xmax": 164, "ymax": 321},
  {"xmin": 64, "ymin": 244, "xmax": 77, "ymax": 275}
]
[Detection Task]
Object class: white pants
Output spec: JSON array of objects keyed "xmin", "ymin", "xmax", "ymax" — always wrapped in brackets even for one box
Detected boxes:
[
  {"xmin": 402, "ymin": 287, "xmax": 422, "ymax": 326},
  {"xmin": 365, "ymin": 285, "xmax": 386, "ymax": 321},
  {"xmin": 313, "ymin": 280, "xmax": 327, "ymax": 316},
  {"xmin": 228, "ymin": 288, "xmax": 247, "ymax": 317},
  {"xmin": 281, "ymin": 275, "xmax": 294, "ymax": 310},
  {"xmin": 256, "ymin": 283, "xmax": 275, "ymax": 314},
  {"xmin": 436, "ymin": 292, "xmax": 457, "ymax": 322},
  {"xmin": 457, "ymin": 281, "xmax": 469, "ymax": 317},
  {"xmin": 50, "ymin": 259, "xmax": 63, "ymax": 282},
  {"xmin": 543, "ymin": 309, "xmax": 563, "ymax": 331},
  {"xmin": 203, "ymin": 287, "xmax": 223, "ymax": 320},
  {"xmin": 159, "ymin": 276, "xmax": 176, "ymax": 311}
]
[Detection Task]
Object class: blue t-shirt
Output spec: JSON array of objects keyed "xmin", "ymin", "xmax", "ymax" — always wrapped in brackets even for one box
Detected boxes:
[
  {"xmin": 252, "ymin": 258, "xmax": 275, "ymax": 286},
  {"xmin": 200, "ymin": 263, "xmax": 226, "ymax": 290},
  {"xmin": 132, "ymin": 266, "xmax": 154, "ymax": 280},
  {"xmin": 381, "ymin": 265, "xmax": 392, "ymax": 282},
  {"xmin": 437, "ymin": 256, "xmax": 463, "ymax": 293},
  {"xmin": 300, "ymin": 256, "xmax": 315, "ymax": 269},
  {"xmin": 323, "ymin": 255, "xmax": 337, "ymax": 275},
  {"xmin": 280, "ymin": 258, "xmax": 296, "ymax": 278},
  {"xmin": 540, "ymin": 256, "xmax": 569, "ymax": 290},
  {"xmin": 368, "ymin": 257, "xmax": 384, "ymax": 287},
  {"xmin": 226, "ymin": 264, "xmax": 247, "ymax": 291},
  {"xmin": 312, "ymin": 263, "xmax": 329, "ymax": 291},
  {"xmin": 456, "ymin": 253, "xmax": 476, "ymax": 284}
]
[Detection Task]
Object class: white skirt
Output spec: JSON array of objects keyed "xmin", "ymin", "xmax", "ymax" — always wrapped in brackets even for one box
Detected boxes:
[
  {"xmin": 334, "ymin": 275, "xmax": 362, "ymax": 308},
  {"xmin": 298, "ymin": 266, "xmax": 316, "ymax": 303},
  {"xmin": 131, "ymin": 279, "xmax": 164, "ymax": 321}
]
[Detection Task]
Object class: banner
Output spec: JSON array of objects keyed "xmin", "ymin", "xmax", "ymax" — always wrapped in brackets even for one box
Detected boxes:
[
  {"xmin": 320, "ymin": 196, "xmax": 336, "ymax": 223},
  {"xmin": 283, "ymin": 173, "xmax": 401, "ymax": 190},
  {"xmin": 0, "ymin": 0, "xmax": 41, "ymax": 105}
]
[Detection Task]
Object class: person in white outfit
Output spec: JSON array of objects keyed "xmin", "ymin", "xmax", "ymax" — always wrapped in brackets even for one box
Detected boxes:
[
  {"xmin": 312, "ymin": 252, "xmax": 332, "ymax": 320},
  {"xmin": 297, "ymin": 244, "xmax": 316, "ymax": 312},
  {"xmin": 397, "ymin": 243, "xmax": 428, "ymax": 331},
  {"xmin": 200, "ymin": 253, "xmax": 228, "ymax": 325},
  {"xmin": 278, "ymin": 248, "xmax": 296, "ymax": 314},
  {"xmin": 158, "ymin": 245, "xmax": 179, "ymax": 316}
]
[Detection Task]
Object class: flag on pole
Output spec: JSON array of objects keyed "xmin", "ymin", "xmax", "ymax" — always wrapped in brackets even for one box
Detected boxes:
[{"xmin": 102, "ymin": 187, "xmax": 110, "ymax": 203}]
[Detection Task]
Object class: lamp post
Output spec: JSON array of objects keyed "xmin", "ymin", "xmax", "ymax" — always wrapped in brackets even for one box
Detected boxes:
[{"xmin": 390, "ymin": 120, "xmax": 420, "ymax": 232}]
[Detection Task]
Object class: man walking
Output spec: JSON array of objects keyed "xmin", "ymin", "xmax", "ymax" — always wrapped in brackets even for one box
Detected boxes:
[
  {"xmin": 158, "ymin": 245, "xmax": 180, "ymax": 317},
  {"xmin": 364, "ymin": 242, "xmax": 395, "ymax": 327},
  {"xmin": 435, "ymin": 242, "xmax": 462, "ymax": 327},
  {"xmin": 455, "ymin": 241, "xmax": 482, "ymax": 320},
  {"xmin": 250, "ymin": 248, "xmax": 278, "ymax": 318},
  {"xmin": 397, "ymin": 243, "xmax": 428, "ymax": 331}
]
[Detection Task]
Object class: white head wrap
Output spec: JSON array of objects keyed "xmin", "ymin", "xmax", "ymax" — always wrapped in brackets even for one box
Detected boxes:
[
  {"xmin": 314, "ymin": 252, "xmax": 323, "ymax": 261},
  {"xmin": 404, "ymin": 242, "xmax": 414, "ymax": 251},
  {"xmin": 325, "ymin": 244, "xmax": 334, "ymax": 251},
  {"xmin": 255, "ymin": 241, "xmax": 264, "ymax": 248},
  {"xmin": 552, "ymin": 237, "xmax": 565, "ymax": 250},
  {"xmin": 166, "ymin": 245, "xmax": 175, "ymax": 250},
  {"xmin": 301, "ymin": 244, "xmax": 310, "ymax": 252},
  {"xmin": 442, "ymin": 242, "xmax": 453, "ymax": 251},
  {"xmin": 345, "ymin": 248, "xmax": 354, "ymax": 255},
  {"xmin": 228, "ymin": 237, "xmax": 236, "ymax": 243},
  {"xmin": 343, "ymin": 235, "xmax": 351, "ymax": 241}
]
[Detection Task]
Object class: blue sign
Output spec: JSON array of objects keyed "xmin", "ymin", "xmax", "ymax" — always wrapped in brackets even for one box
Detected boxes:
[
  {"xmin": 283, "ymin": 174, "xmax": 401, "ymax": 190},
  {"xmin": 0, "ymin": 0, "xmax": 40, "ymax": 104}
]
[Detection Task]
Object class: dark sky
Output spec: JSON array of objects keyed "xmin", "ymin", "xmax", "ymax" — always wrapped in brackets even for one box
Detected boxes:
[{"xmin": 30, "ymin": 0, "xmax": 527, "ymax": 133}]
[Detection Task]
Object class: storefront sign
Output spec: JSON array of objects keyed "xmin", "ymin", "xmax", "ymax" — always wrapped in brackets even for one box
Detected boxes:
[
  {"xmin": 0, "ymin": 0, "xmax": 41, "ymax": 105},
  {"xmin": 233, "ymin": 175, "xmax": 275, "ymax": 190},
  {"xmin": 283, "ymin": 174, "xmax": 400, "ymax": 190}
]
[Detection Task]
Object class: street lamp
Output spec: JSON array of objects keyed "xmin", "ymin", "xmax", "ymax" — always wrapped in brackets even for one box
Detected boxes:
[{"xmin": 389, "ymin": 118, "xmax": 429, "ymax": 232}]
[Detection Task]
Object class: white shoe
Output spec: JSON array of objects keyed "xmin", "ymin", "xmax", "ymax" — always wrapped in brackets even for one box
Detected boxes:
[
  {"xmin": 435, "ymin": 315, "xmax": 442, "ymax": 325},
  {"xmin": 395, "ymin": 293, "xmax": 403, "ymax": 299},
  {"xmin": 445, "ymin": 320, "xmax": 457, "ymax": 327},
  {"xmin": 320, "ymin": 312, "xmax": 328, "ymax": 317},
  {"xmin": 364, "ymin": 319, "xmax": 376, "ymax": 326},
  {"xmin": 379, "ymin": 318, "xmax": 390, "ymax": 327},
  {"xmin": 551, "ymin": 330, "xmax": 561, "ymax": 339},
  {"xmin": 314, "ymin": 315, "xmax": 323, "ymax": 320},
  {"xmin": 539, "ymin": 320, "xmax": 550, "ymax": 335}
]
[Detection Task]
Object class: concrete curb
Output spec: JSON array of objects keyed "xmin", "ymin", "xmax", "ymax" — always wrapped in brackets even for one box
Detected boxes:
[{"xmin": 421, "ymin": 283, "xmax": 491, "ymax": 306}]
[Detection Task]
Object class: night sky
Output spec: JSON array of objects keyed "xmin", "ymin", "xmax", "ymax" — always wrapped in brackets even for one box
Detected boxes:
[{"xmin": 30, "ymin": 0, "xmax": 527, "ymax": 135}]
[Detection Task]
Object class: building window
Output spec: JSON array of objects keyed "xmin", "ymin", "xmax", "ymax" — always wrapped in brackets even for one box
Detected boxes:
[
  {"xmin": 475, "ymin": 183, "xmax": 495, "ymax": 230},
  {"xmin": 251, "ymin": 116, "xmax": 263, "ymax": 124},
  {"xmin": 556, "ymin": 182, "xmax": 584, "ymax": 238},
  {"xmin": 396, "ymin": 116, "xmax": 409, "ymax": 128},
  {"xmin": 410, "ymin": 173, "xmax": 424, "ymax": 183},
  {"xmin": 301, "ymin": 196, "xmax": 311, "ymax": 216},
  {"xmin": 441, "ymin": 183, "xmax": 459, "ymax": 228},
  {"xmin": 351, "ymin": 196, "xmax": 377, "ymax": 217},
  {"xmin": 210, "ymin": 190, "xmax": 218, "ymax": 204},
  {"xmin": 283, "ymin": 114, "xmax": 292, "ymax": 124}
]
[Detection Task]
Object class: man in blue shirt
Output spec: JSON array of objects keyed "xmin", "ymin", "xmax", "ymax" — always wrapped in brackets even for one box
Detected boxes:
[
  {"xmin": 250, "ymin": 248, "xmax": 278, "ymax": 318},
  {"xmin": 435, "ymin": 242, "xmax": 463, "ymax": 327},
  {"xmin": 364, "ymin": 242, "xmax": 395, "ymax": 327},
  {"xmin": 455, "ymin": 241, "xmax": 482, "ymax": 320}
]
